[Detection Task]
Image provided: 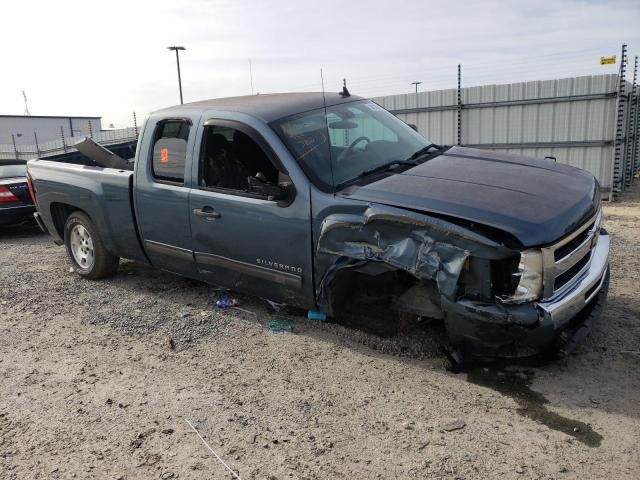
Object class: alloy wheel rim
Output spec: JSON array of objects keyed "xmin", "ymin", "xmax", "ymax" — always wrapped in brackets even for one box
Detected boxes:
[{"xmin": 70, "ymin": 224, "xmax": 95, "ymax": 270}]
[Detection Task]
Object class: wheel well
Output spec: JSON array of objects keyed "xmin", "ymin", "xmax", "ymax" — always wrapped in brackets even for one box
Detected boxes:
[
  {"xmin": 327, "ymin": 267, "xmax": 443, "ymax": 337},
  {"xmin": 50, "ymin": 203, "xmax": 84, "ymax": 238}
]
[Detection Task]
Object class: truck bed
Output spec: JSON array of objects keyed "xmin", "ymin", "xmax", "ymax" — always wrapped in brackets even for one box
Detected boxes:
[
  {"xmin": 38, "ymin": 140, "xmax": 137, "ymax": 168},
  {"xmin": 27, "ymin": 159, "xmax": 147, "ymax": 263}
]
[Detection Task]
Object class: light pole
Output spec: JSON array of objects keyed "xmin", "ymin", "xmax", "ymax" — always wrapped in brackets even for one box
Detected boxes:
[
  {"xmin": 167, "ymin": 46, "xmax": 186, "ymax": 104},
  {"xmin": 411, "ymin": 81, "xmax": 422, "ymax": 95}
]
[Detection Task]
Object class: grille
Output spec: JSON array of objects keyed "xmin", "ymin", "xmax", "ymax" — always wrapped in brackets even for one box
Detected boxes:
[
  {"xmin": 553, "ymin": 220, "xmax": 594, "ymax": 261},
  {"xmin": 554, "ymin": 253, "xmax": 591, "ymax": 290},
  {"xmin": 541, "ymin": 209, "xmax": 601, "ymax": 300}
]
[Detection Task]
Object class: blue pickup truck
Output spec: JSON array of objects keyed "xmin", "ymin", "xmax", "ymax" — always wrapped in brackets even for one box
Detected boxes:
[{"xmin": 27, "ymin": 92, "xmax": 610, "ymax": 360}]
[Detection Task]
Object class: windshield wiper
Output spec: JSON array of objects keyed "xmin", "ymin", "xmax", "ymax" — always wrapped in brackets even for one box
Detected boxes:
[
  {"xmin": 338, "ymin": 145, "xmax": 445, "ymax": 189},
  {"xmin": 408, "ymin": 143, "xmax": 444, "ymax": 161},
  {"xmin": 339, "ymin": 160, "xmax": 417, "ymax": 188}
]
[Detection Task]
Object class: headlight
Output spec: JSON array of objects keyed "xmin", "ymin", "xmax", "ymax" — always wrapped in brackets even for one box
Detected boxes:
[{"xmin": 497, "ymin": 249, "xmax": 543, "ymax": 304}]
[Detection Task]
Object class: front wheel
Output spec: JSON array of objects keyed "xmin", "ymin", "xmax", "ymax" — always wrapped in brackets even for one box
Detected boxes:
[{"xmin": 64, "ymin": 211, "xmax": 119, "ymax": 279}]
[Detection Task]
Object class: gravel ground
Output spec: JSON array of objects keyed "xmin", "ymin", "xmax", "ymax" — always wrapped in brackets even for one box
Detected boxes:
[{"xmin": 1, "ymin": 187, "xmax": 639, "ymax": 479}]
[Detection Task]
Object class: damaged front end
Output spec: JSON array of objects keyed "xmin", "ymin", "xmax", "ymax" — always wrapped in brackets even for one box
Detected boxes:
[{"xmin": 315, "ymin": 204, "xmax": 609, "ymax": 361}]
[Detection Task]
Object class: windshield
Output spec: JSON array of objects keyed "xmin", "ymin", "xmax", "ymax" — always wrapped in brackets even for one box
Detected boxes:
[{"xmin": 271, "ymin": 100, "xmax": 430, "ymax": 191}]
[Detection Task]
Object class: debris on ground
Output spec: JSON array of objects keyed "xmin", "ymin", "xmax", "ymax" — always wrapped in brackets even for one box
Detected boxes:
[
  {"xmin": 213, "ymin": 295, "xmax": 239, "ymax": 309},
  {"xmin": 265, "ymin": 299, "xmax": 287, "ymax": 312},
  {"xmin": 268, "ymin": 319, "xmax": 294, "ymax": 333},
  {"xmin": 307, "ymin": 310, "xmax": 327, "ymax": 321}
]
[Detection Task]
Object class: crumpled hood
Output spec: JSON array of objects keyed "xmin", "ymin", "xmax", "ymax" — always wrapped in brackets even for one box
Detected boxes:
[{"xmin": 341, "ymin": 146, "xmax": 599, "ymax": 248}]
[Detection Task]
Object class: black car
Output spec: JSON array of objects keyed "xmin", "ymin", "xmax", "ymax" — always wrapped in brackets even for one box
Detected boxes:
[{"xmin": 0, "ymin": 162, "xmax": 36, "ymax": 226}]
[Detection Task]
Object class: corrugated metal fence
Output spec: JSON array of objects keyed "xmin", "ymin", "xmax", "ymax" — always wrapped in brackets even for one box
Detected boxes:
[
  {"xmin": 2, "ymin": 74, "xmax": 638, "ymax": 197},
  {"xmin": 0, "ymin": 127, "xmax": 139, "ymax": 163},
  {"xmin": 374, "ymin": 73, "xmax": 640, "ymax": 195}
]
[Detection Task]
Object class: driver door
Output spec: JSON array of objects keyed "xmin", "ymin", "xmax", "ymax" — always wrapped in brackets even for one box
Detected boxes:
[{"xmin": 188, "ymin": 119, "xmax": 314, "ymax": 306}]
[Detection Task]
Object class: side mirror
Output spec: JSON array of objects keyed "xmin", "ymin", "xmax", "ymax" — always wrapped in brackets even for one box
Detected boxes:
[
  {"xmin": 248, "ymin": 172, "xmax": 297, "ymax": 206},
  {"xmin": 248, "ymin": 174, "xmax": 283, "ymax": 200},
  {"xmin": 277, "ymin": 181, "xmax": 296, "ymax": 207}
]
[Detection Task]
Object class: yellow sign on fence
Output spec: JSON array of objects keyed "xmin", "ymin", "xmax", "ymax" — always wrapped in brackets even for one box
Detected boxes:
[{"xmin": 600, "ymin": 55, "xmax": 616, "ymax": 65}]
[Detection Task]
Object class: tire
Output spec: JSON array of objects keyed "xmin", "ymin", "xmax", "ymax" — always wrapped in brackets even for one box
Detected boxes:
[{"xmin": 63, "ymin": 211, "xmax": 119, "ymax": 279}]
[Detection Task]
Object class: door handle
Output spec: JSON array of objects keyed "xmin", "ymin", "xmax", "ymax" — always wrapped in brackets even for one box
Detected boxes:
[{"xmin": 193, "ymin": 207, "xmax": 221, "ymax": 220}]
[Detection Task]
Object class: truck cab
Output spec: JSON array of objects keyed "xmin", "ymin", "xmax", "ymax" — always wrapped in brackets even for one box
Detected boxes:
[{"xmin": 133, "ymin": 100, "xmax": 317, "ymax": 307}]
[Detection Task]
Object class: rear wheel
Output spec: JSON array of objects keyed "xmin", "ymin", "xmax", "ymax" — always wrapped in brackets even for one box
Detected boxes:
[{"xmin": 64, "ymin": 211, "xmax": 119, "ymax": 279}]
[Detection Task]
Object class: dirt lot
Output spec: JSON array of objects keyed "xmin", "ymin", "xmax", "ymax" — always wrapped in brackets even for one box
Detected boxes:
[{"xmin": 1, "ymin": 188, "xmax": 639, "ymax": 480}]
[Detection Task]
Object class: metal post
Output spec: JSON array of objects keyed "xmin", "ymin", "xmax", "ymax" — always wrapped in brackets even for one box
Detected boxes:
[
  {"xmin": 133, "ymin": 111, "xmax": 138, "ymax": 136},
  {"xmin": 167, "ymin": 46, "xmax": 186, "ymax": 104},
  {"xmin": 11, "ymin": 134, "xmax": 19, "ymax": 161},
  {"xmin": 625, "ymin": 56, "xmax": 637, "ymax": 187},
  {"xmin": 88, "ymin": 120, "xmax": 93, "ymax": 138},
  {"xmin": 457, "ymin": 64, "xmax": 462, "ymax": 146},
  {"xmin": 34, "ymin": 132, "xmax": 41, "ymax": 157},
  {"xmin": 175, "ymin": 49, "xmax": 183, "ymax": 104},
  {"xmin": 634, "ymin": 89, "xmax": 640, "ymax": 179},
  {"xmin": 610, "ymin": 44, "xmax": 628, "ymax": 200},
  {"xmin": 60, "ymin": 125, "xmax": 67, "ymax": 152},
  {"xmin": 411, "ymin": 81, "xmax": 422, "ymax": 109},
  {"xmin": 628, "ymin": 56, "xmax": 639, "ymax": 182}
]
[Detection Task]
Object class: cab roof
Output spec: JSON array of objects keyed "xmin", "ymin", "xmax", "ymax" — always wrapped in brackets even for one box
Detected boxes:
[{"xmin": 153, "ymin": 92, "xmax": 366, "ymax": 123}]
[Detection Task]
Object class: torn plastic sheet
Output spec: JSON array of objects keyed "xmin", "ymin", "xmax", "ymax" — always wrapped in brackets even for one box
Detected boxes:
[
  {"xmin": 316, "ymin": 204, "xmax": 516, "ymax": 309},
  {"xmin": 264, "ymin": 298, "xmax": 287, "ymax": 312}
]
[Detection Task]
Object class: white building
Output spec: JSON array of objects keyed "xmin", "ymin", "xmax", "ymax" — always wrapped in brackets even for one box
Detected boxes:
[{"xmin": 0, "ymin": 115, "xmax": 102, "ymax": 147}]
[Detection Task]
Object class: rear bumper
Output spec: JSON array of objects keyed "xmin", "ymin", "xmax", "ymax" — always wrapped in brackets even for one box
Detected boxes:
[
  {"xmin": 443, "ymin": 233, "xmax": 610, "ymax": 360},
  {"xmin": 0, "ymin": 205, "xmax": 36, "ymax": 226}
]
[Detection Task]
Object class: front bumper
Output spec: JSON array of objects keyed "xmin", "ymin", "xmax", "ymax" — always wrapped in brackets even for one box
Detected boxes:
[{"xmin": 443, "ymin": 233, "xmax": 610, "ymax": 360}]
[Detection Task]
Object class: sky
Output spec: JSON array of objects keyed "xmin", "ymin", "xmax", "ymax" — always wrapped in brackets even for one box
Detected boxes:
[{"xmin": 1, "ymin": 0, "xmax": 639, "ymax": 127}]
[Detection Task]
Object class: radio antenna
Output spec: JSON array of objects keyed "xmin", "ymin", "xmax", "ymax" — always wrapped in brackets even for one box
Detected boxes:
[
  {"xmin": 249, "ymin": 59, "xmax": 254, "ymax": 95},
  {"xmin": 320, "ymin": 68, "xmax": 335, "ymax": 190}
]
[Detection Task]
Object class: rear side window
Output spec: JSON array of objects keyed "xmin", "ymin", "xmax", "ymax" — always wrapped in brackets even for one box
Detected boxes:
[{"xmin": 151, "ymin": 120, "xmax": 190, "ymax": 183}]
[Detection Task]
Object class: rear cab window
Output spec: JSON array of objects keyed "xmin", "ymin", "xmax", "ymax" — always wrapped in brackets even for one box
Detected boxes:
[{"xmin": 151, "ymin": 120, "xmax": 191, "ymax": 184}]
